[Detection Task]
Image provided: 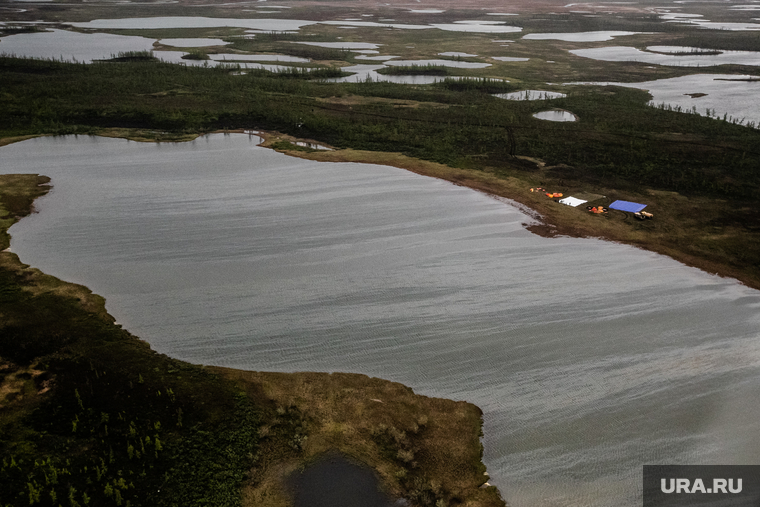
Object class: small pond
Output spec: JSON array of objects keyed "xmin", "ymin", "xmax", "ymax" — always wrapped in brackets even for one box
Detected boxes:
[
  {"xmin": 294, "ymin": 41, "xmax": 381, "ymax": 50},
  {"xmin": 492, "ymin": 56, "xmax": 529, "ymax": 62},
  {"xmin": 386, "ymin": 59, "xmax": 491, "ymax": 69},
  {"xmin": 429, "ymin": 22, "xmax": 522, "ymax": 33},
  {"xmin": 159, "ymin": 38, "xmax": 230, "ymax": 47},
  {"xmin": 319, "ymin": 19, "xmax": 522, "ymax": 33},
  {"xmin": 570, "ymin": 45, "xmax": 760, "ymax": 67},
  {"xmin": 69, "ymin": 16, "xmax": 317, "ymax": 31},
  {"xmin": 0, "ymin": 28, "xmax": 155, "ymax": 62},
  {"xmin": 355, "ymin": 54, "xmax": 399, "ymax": 61},
  {"xmin": 210, "ymin": 53, "xmax": 310, "ymax": 62},
  {"xmin": 522, "ymin": 30, "xmax": 641, "ymax": 41},
  {"xmin": 439, "ymin": 51, "xmax": 477, "ymax": 57},
  {"xmin": 495, "ymin": 90, "xmax": 566, "ymax": 100},
  {"xmin": 156, "ymin": 50, "xmax": 294, "ymax": 71},
  {"xmin": 658, "ymin": 13, "xmax": 760, "ymax": 31},
  {"xmin": 287, "ymin": 452, "xmax": 396, "ymax": 507},
  {"xmin": 324, "ymin": 64, "xmax": 461, "ymax": 84},
  {"xmin": 533, "ymin": 109, "xmax": 578, "ymax": 121}
]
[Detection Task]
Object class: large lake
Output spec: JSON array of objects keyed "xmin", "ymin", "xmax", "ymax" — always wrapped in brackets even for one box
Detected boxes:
[{"xmin": 4, "ymin": 135, "xmax": 760, "ymax": 507}]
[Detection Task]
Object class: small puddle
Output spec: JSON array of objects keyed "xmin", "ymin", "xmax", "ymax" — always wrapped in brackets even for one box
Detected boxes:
[
  {"xmin": 533, "ymin": 110, "xmax": 578, "ymax": 122},
  {"xmin": 287, "ymin": 452, "xmax": 399, "ymax": 507}
]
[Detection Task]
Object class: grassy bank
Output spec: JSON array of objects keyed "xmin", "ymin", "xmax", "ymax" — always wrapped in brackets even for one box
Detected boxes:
[{"xmin": 0, "ymin": 175, "xmax": 502, "ymax": 507}]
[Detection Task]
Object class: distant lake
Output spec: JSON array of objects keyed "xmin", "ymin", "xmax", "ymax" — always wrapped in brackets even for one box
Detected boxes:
[
  {"xmin": 571, "ymin": 46, "xmax": 760, "ymax": 67},
  {"xmin": 568, "ymin": 74, "xmax": 760, "ymax": 127},
  {"xmin": 0, "ymin": 28, "xmax": 155, "ymax": 62},
  {"xmin": 522, "ymin": 31, "xmax": 641, "ymax": 42},
  {"xmin": 4, "ymin": 135, "xmax": 760, "ymax": 507}
]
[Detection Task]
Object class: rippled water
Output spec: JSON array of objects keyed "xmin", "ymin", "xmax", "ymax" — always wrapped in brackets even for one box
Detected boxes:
[{"xmin": 4, "ymin": 135, "xmax": 760, "ymax": 507}]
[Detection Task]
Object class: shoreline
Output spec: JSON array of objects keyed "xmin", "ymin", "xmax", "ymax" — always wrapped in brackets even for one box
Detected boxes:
[
  {"xmin": 0, "ymin": 171, "xmax": 505, "ymax": 507},
  {"xmin": 2, "ymin": 129, "xmax": 758, "ymax": 291},
  {"xmin": 255, "ymin": 130, "xmax": 760, "ymax": 292}
]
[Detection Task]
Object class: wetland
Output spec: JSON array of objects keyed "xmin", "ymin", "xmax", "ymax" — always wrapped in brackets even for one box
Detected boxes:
[{"xmin": 2, "ymin": 0, "xmax": 760, "ymax": 506}]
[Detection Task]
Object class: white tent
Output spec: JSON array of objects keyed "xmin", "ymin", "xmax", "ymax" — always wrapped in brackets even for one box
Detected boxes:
[{"xmin": 559, "ymin": 196, "xmax": 587, "ymax": 207}]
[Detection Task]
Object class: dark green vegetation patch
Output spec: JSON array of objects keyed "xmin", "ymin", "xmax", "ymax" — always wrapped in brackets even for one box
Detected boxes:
[{"xmin": 0, "ymin": 259, "xmax": 263, "ymax": 506}]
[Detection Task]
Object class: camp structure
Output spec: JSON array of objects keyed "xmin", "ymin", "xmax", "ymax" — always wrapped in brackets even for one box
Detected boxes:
[
  {"xmin": 608, "ymin": 200, "xmax": 647, "ymax": 213},
  {"xmin": 558, "ymin": 196, "xmax": 587, "ymax": 207}
]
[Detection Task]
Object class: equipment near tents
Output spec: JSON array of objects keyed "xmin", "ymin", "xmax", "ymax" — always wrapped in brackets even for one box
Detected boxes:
[
  {"xmin": 559, "ymin": 196, "xmax": 587, "ymax": 207},
  {"xmin": 608, "ymin": 200, "xmax": 647, "ymax": 213}
]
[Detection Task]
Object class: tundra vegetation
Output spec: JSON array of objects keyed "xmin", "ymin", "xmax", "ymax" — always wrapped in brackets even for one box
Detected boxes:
[{"xmin": 1, "ymin": 1, "xmax": 760, "ymax": 505}]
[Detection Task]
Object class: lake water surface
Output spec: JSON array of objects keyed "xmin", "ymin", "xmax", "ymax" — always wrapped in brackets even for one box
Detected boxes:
[
  {"xmin": 4, "ymin": 135, "xmax": 760, "ymax": 507},
  {"xmin": 495, "ymin": 90, "xmax": 566, "ymax": 100},
  {"xmin": 570, "ymin": 46, "xmax": 760, "ymax": 67},
  {"xmin": 533, "ymin": 110, "xmax": 578, "ymax": 121},
  {"xmin": 0, "ymin": 28, "xmax": 155, "ymax": 62}
]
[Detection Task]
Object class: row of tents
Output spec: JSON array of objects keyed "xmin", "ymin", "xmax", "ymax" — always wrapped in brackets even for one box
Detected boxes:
[
  {"xmin": 558, "ymin": 197, "xmax": 649, "ymax": 214},
  {"xmin": 534, "ymin": 187, "xmax": 651, "ymax": 217}
]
